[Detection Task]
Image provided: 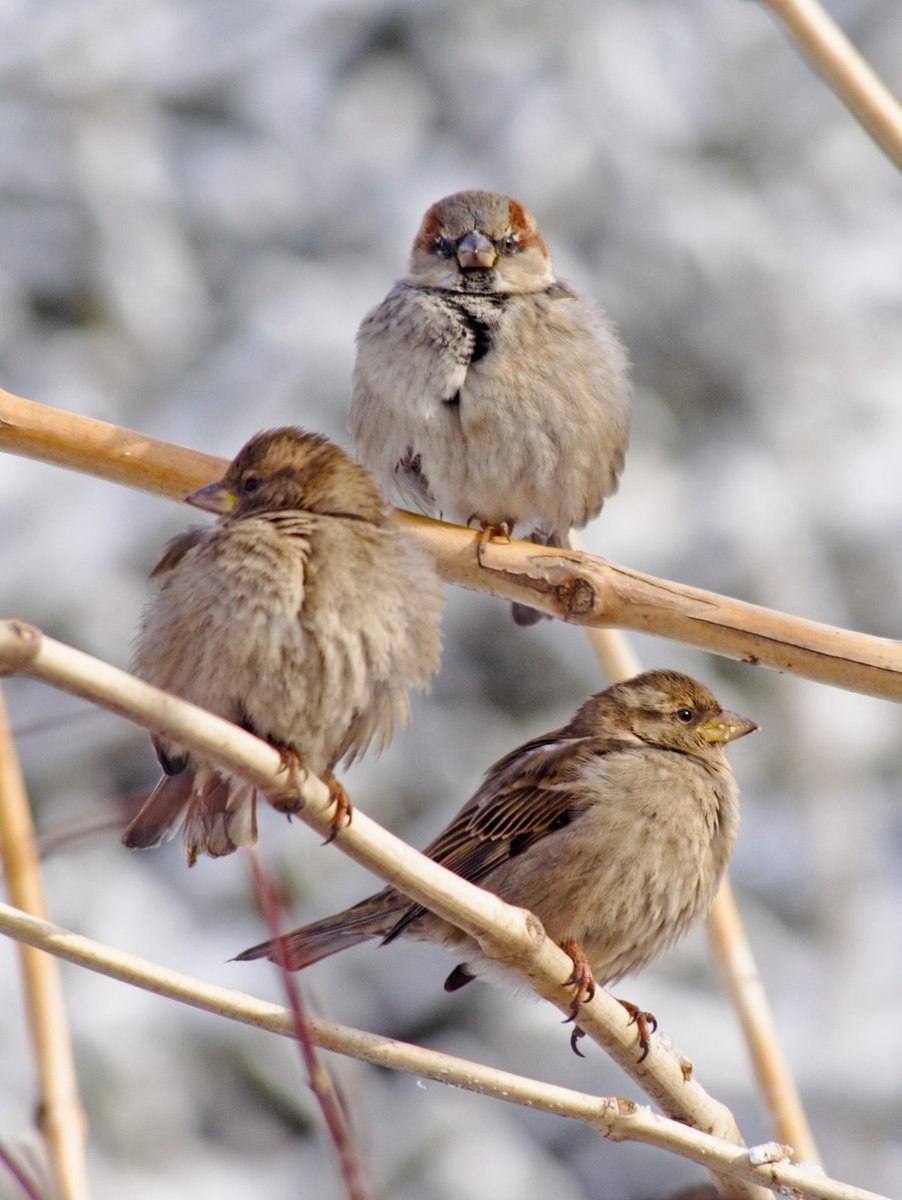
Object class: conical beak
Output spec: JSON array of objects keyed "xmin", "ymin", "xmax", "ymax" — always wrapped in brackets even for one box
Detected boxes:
[
  {"xmin": 186, "ymin": 481, "xmax": 238, "ymax": 515},
  {"xmin": 700, "ymin": 710, "xmax": 758, "ymax": 744},
  {"xmin": 457, "ymin": 231, "xmax": 497, "ymax": 270}
]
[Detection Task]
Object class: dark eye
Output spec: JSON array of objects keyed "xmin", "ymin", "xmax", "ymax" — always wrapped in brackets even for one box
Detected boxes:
[
  {"xmin": 242, "ymin": 474, "xmax": 261, "ymax": 494},
  {"xmin": 500, "ymin": 234, "xmax": 519, "ymax": 255},
  {"xmin": 676, "ymin": 708, "xmax": 694, "ymax": 724},
  {"xmin": 434, "ymin": 236, "xmax": 455, "ymax": 259}
]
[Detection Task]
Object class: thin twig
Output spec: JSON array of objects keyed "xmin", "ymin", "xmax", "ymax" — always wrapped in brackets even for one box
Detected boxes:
[
  {"xmin": 707, "ymin": 885, "xmax": 820, "ymax": 1164},
  {"xmin": 0, "ymin": 1143, "xmax": 45, "ymax": 1200},
  {"xmin": 0, "ymin": 903, "xmax": 888, "ymax": 1200},
  {"xmin": 0, "ymin": 618, "xmax": 767, "ymax": 1200},
  {"xmin": 759, "ymin": 0, "xmax": 902, "ymax": 169},
  {"xmin": 0, "ymin": 686, "xmax": 90, "ymax": 1200},
  {"xmin": 247, "ymin": 850, "xmax": 370, "ymax": 1200},
  {"xmin": 1, "ymin": 389, "xmax": 900, "ymax": 701}
]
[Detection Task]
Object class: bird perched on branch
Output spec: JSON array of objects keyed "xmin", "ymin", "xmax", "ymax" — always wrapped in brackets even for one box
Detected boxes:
[
  {"xmin": 123, "ymin": 427, "xmax": 444, "ymax": 865},
  {"xmin": 236, "ymin": 670, "xmax": 756, "ymax": 1058},
  {"xmin": 350, "ymin": 188, "xmax": 631, "ymax": 624}
]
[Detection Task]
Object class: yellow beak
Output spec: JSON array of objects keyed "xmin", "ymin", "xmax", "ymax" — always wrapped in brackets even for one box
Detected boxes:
[
  {"xmin": 700, "ymin": 711, "xmax": 758, "ymax": 744},
  {"xmin": 185, "ymin": 481, "xmax": 238, "ymax": 515}
]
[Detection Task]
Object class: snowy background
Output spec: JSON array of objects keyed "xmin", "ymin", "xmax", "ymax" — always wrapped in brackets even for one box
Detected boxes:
[{"xmin": 1, "ymin": 1, "xmax": 901, "ymax": 1197}]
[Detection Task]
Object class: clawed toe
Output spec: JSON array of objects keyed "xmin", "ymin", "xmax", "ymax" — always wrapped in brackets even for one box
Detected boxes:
[
  {"xmin": 569, "ymin": 1025, "xmax": 587, "ymax": 1057},
  {"xmin": 269, "ymin": 747, "xmax": 306, "ymax": 814},
  {"xmin": 322, "ymin": 770, "xmax": 353, "ymax": 844},
  {"xmin": 469, "ymin": 517, "xmax": 512, "ymax": 566},
  {"xmin": 559, "ymin": 938, "xmax": 596, "ymax": 1020},
  {"xmin": 617, "ymin": 997, "xmax": 658, "ymax": 1063}
]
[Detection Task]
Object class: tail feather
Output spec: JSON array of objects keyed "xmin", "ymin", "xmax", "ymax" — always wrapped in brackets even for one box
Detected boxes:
[
  {"xmin": 123, "ymin": 772, "xmax": 195, "ymax": 849},
  {"xmin": 234, "ymin": 894, "xmax": 403, "ymax": 970},
  {"xmin": 123, "ymin": 769, "xmax": 258, "ymax": 865}
]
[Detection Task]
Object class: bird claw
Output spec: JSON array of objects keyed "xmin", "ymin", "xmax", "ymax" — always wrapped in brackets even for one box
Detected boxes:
[
  {"xmin": 569, "ymin": 1026, "xmax": 587, "ymax": 1058},
  {"xmin": 559, "ymin": 938, "xmax": 596, "ymax": 1021},
  {"xmin": 322, "ymin": 770, "xmax": 353, "ymax": 844},
  {"xmin": 269, "ymin": 747, "xmax": 306, "ymax": 814},
  {"xmin": 468, "ymin": 517, "xmax": 512, "ymax": 566},
  {"xmin": 617, "ymin": 997, "xmax": 658, "ymax": 1063}
]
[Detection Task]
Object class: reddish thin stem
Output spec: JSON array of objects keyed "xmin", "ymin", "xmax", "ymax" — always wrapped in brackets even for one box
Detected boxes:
[{"xmin": 247, "ymin": 850, "xmax": 370, "ymax": 1200}]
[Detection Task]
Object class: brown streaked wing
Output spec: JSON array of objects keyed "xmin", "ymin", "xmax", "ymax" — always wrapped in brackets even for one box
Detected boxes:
[{"xmin": 383, "ymin": 732, "xmax": 626, "ymax": 942}]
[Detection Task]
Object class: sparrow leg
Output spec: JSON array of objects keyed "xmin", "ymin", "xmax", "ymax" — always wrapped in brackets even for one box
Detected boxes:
[
  {"xmin": 268, "ymin": 746, "xmax": 307, "ymax": 815},
  {"xmin": 558, "ymin": 939, "xmax": 596, "ymax": 1058},
  {"xmin": 322, "ymin": 769, "xmax": 353, "ymax": 844},
  {"xmin": 468, "ymin": 516, "xmax": 512, "ymax": 566},
  {"xmin": 561, "ymin": 938, "xmax": 597, "ymax": 1012},
  {"xmin": 616, "ymin": 997, "xmax": 658, "ymax": 1063}
]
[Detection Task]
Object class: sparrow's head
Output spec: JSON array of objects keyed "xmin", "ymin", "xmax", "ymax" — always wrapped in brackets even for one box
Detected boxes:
[
  {"xmin": 572, "ymin": 669, "xmax": 758, "ymax": 761},
  {"xmin": 185, "ymin": 427, "xmax": 388, "ymax": 524},
  {"xmin": 406, "ymin": 190, "xmax": 555, "ymax": 295}
]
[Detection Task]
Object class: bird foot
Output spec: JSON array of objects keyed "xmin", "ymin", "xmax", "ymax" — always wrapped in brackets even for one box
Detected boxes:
[
  {"xmin": 557, "ymin": 940, "xmax": 596, "ymax": 1057},
  {"xmin": 616, "ymin": 997, "xmax": 658, "ymax": 1063},
  {"xmin": 560, "ymin": 939, "xmax": 597, "ymax": 1017},
  {"xmin": 269, "ymin": 747, "xmax": 306, "ymax": 814},
  {"xmin": 468, "ymin": 517, "xmax": 512, "ymax": 566},
  {"xmin": 322, "ymin": 769, "xmax": 353, "ymax": 844}
]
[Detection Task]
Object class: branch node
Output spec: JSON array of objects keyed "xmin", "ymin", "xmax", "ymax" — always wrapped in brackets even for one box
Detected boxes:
[
  {"xmin": 597, "ymin": 1096, "xmax": 638, "ymax": 1140},
  {"xmin": 0, "ymin": 619, "xmax": 42, "ymax": 675},
  {"xmin": 559, "ymin": 575, "xmax": 597, "ymax": 618}
]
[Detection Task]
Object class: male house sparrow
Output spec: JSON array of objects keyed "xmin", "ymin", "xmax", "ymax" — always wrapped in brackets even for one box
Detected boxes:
[
  {"xmin": 237, "ymin": 670, "xmax": 756, "ymax": 1056},
  {"xmin": 124, "ymin": 427, "xmax": 444, "ymax": 864},
  {"xmin": 350, "ymin": 189, "xmax": 631, "ymax": 624}
]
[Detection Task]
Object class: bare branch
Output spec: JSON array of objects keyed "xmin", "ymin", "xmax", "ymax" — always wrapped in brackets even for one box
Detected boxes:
[
  {"xmin": 760, "ymin": 0, "xmax": 902, "ymax": 169},
  {"xmin": 0, "ymin": 686, "xmax": 90, "ymax": 1200},
  {"xmin": 1, "ymin": 389, "xmax": 900, "ymax": 701},
  {"xmin": 0, "ymin": 617, "xmax": 767, "ymax": 1200},
  {"xmin": 0, "ymin": 903, "xmax": 889, "ymax": 1200},
  {"xmin": 707, "ymin": 884, "xmax": 820, "ymax": 1164}
]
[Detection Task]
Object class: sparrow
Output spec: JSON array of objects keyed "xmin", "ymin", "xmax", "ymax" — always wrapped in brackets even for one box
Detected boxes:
[
  {"xmin": 349, "ymin": 189, "xmax": 631, "ymax": 624},
  {"xmin": 123, "ymin": 427, "xmax": 444, "ymax": 865},
  {"xmin": 236, "ymin": 670, "xmax": 756, "ymax": 1057}
]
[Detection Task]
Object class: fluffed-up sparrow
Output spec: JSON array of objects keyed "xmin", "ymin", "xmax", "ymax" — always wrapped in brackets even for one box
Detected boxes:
[{"xmin": 124, "ymin": 427, "xmax": 444, "ymax": 864}]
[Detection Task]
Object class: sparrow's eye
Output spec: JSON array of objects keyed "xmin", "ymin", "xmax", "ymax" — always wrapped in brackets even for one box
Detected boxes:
[
  {"xmin": 433, "ymin": 237, "xmax": 455, "ymax": 259},
  {"xmin": 675, "ymin": 707, "xmax": 695, "ymax": 724},
  {"xmin": 500, "ymin": 234, "xmax": 520, "ymax": 255},
  {"xmin": 242, "ymin": 474, "xmax": 261, "ymax": 494}
]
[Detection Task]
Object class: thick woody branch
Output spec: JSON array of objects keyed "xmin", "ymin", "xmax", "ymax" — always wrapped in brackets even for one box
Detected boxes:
[
  {"xmin": 0, "ymin": 905, "xmax": 887, "ymax": 1200},
  {"xmin": 1, "ymin": 390, "xmax": 900, "ymax": 701},
  {"xmin": 759, "ymin": 0, "xmax": 902, "ymax": 169},
  {"xmin": 0, "ymin": 617, "xmax": 765, "ymax": 1200}
]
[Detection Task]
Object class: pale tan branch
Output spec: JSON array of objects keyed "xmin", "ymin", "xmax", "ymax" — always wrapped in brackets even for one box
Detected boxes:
[
  {"xmin": 760, "ymin": 0, "xmax": 902, "ymax": 169},
  {"xmin": 0, "ymin": 618, "xmax": 766, "ymax": 1200},
  {"xmin": 1, "ymin": 389, "xmax": 899, "ymax": 701},
  {"xmin": 0, "ymin": 904, "xmax": 888, "ymax": 1200},
  {"xmin": 0, "ymin": 687, "xmax": 90, "ymax": 1200},
  {"xmin": 707, "ymin": 884, "xmax": 819, "ymax": 1164}
]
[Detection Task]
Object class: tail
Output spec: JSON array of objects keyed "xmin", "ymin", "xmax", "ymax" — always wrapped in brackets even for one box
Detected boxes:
[
  {"xmin": 123, "ymin": 769, "xmax": 257, "ymax": 866},
  {"xmin": 234, "ymin": 893, "xmax": 404, "ymax": 971}
]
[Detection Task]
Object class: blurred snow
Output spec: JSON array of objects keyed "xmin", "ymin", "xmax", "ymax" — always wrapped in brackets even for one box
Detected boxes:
[{"xmin": 1, "ymin": 0, "xmax": 901, "ymax": 1196}]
